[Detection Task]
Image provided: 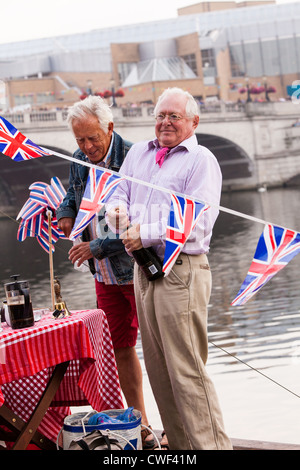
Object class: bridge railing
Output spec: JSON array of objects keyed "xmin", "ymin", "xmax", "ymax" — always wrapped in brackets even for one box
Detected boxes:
[
  {"xmin": 2, "ymin": 101, "xmax": 299, "ymax": 128},
  {"xmin": 2, "ymin": 110, "xmax": 68, "ymax": 127},
  {"xmin": 199, "ymin": 102, "xmax": 246, "ymax": 113}
]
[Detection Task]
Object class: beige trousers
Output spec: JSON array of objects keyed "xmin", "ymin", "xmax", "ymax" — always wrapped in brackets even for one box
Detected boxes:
[{"xmin": 134, "ymin": 253, "xmax": 232, "ymax": 450}]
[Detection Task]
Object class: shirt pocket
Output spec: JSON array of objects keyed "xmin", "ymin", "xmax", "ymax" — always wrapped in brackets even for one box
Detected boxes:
[{"xmin": 155, "ymin": 174, "xmax": 186, "ymax": 193}]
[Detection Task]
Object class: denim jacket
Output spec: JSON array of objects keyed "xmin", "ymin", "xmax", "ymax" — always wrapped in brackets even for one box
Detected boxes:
[{"xmin": 56, "ymin": 131, "xmax": 134, "ymax": 285}]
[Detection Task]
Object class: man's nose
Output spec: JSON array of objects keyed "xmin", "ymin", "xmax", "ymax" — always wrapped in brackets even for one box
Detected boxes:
[{"xmin": 84, "ymin": 139, "xmax": 94, "ymax": 149}]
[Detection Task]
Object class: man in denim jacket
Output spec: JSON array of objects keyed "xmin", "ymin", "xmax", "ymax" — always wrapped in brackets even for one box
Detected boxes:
[{"xmin": 57, "ymin": 96, "xmax": 155, "ymax": 449}]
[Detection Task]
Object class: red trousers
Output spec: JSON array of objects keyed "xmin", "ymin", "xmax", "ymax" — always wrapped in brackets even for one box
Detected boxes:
[{"xmin": 95, "ymin": 281, "xmax": 138, "ymax": 349}]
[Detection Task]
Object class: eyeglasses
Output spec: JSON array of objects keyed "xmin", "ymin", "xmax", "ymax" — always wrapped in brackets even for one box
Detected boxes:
[{"xmin": 154, "ymin": 113, "xmax": 188, "ymax": 123}]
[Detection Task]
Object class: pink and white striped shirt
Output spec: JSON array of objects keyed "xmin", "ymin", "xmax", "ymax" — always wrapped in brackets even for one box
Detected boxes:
[{"xmin": 107, "ymin": 135, "xmax": 222, "ymax": 260}]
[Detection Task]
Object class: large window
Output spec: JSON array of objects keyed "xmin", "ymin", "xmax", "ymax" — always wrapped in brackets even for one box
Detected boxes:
[
  {"xmin": 260, "ymin": 39, "xmax": 281, "ymax": 76},
  {"xmin": 118, "ymin": 62, "xmax": 136, "ymax": 83},
  {"xmin": 229, "ymin": 37, "xmax": 298, "ymax": 77},
  {"xmin": 278, "ymin": 37, "xmax": 299, "ymax": 74},
  {"xmin": 243, "ymin": 41, "xmax": 263, "ymax": 77},
  {"xmin": 182, "ymin": 53, "xmax": 198, "ymax": 76},
  {"xmin": 36, "ymin": 92, "xmax": 55, "ymax": 104},
  {"xmin": 14, "ymin": 94, "xmax": 34, "ymax": 106},
  {"xmin": 296, "ymin": 36, "xmax": 300, "ymax": 71},
  {"xmin": 201, "ymin": 49, "xmax": 216, "ymax": 76},
  {"xmin": 229, "ymin": 44, "xmax": 245, "ymax": 77}
]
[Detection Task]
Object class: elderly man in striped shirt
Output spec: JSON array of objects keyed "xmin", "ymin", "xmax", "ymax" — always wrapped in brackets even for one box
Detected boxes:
[{"xmin": 107, "ymin": 88, "xmax": 232, "ymax": 450}]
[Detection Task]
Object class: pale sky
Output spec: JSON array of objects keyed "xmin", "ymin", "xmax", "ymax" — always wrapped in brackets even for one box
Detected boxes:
[{"xmin": 0, "ymin": 0, "xmax": 293, "ymax": 45}]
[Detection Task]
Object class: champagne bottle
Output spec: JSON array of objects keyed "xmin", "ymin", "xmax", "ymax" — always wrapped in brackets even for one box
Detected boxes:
[{"xmin": 132, "ymin": 246, "xmax": 165, "ymax": 281}]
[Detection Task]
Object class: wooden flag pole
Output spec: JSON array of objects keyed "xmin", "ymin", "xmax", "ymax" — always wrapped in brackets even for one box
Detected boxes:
[{"xmin": 47, "ymin": 210, "xmax": 55, "ymax": 310}]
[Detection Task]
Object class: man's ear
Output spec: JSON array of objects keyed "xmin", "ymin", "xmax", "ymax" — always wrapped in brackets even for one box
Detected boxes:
[
  {"xmin": 108, "ymin": 121, "xmax": 114, "ymax": 135},
  {"xmin": 192, "ymin": 115, "xmax": 200, "ymax": 129}
]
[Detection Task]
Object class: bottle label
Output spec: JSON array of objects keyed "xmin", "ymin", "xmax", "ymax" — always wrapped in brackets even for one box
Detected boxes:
[{"xmin": 148, "ymin": 264, "xmax": 158, "ymax": 275}]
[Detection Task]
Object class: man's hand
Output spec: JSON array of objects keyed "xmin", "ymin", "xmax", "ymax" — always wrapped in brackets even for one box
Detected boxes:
[
  {"xmin": 106, "ymin": 206, "xmax": 129, "ymax": 231},
  {"xmin": 120, "ymin": 224, "xmax": 143, "ymax": 253},
  {"xmin": 68, "ymin": 242, "xmax": 93, "ymax": 267},
  {"xmin": 58, "ymin": 217, "xmax": 75, "ymax": 238}
]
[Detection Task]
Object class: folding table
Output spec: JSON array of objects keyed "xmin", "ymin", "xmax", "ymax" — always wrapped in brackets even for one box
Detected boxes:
[{"xmin": 0, "ymin": 309, "xmax": 123, "ymax": 450}]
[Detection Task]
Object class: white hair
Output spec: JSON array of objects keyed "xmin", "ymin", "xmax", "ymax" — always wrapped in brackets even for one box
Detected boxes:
[
  {"xmin": 154, "ymin": 87, "xmax": 199, "ymax": 118},
  {"xmin": 67, "ymin": 95, "xmax": 113, "ymax": 133}
]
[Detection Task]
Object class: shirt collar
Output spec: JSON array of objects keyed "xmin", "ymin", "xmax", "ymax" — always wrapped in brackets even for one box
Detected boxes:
[
  {"xmin": 149, "ymin": 134, "xmax": 198, "ymax": 153},
  {"xmin": 104, "ymin": 132, "xmax": 114, "ymax": 163}
]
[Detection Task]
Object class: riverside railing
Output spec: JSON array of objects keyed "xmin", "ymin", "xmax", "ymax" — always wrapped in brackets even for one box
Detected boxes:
[{"xmin": 4, "ymin": 101, "xmax": 299, "ymax": 128}]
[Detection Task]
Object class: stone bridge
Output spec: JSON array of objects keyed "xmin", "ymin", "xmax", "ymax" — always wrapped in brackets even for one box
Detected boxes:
[{"xmin": 1, "ymin": 101, "xmax": 300, "ymax": 214}]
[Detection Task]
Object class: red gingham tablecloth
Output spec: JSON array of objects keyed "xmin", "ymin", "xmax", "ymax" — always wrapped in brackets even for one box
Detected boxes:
[{"xmin": 0, "ymin": 309, "xmax": 124, "ymax": 442}]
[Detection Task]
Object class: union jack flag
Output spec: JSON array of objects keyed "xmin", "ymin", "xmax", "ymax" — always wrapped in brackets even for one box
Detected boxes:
[
  {"xmin": 162, "ymin": 194, "xmax": 210, "ymax": 275},
  {"xmin": 17, "ymin": 177, "xmax": 67, "ymax": 253},
  {"xmin": 70, "ymin": 167, "xmax": 123, "ymax": 240},
  {"xmin": 0, "ymin": 116, "xmax": 50, "ymax": 161},
  {"xmin": 231, "ymin": 224, "xmax": 300, "ymax": 306}
]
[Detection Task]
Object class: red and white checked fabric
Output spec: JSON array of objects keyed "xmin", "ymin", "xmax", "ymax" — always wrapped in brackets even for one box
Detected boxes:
[{"xmin": 0, "ymin": 309, "xmax": 123, "ymax": 442}]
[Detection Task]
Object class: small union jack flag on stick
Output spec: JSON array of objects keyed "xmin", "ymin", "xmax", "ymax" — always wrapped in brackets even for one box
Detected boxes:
[
  {"xmin": 162, "ymin": 194, "xmax": 210, "ymax": 275},
  {"xmin": 231, "ymin": 224, "xmax": 300, "ymax": 306},
  {"xmin": 17, "ymin": 177, "xmax": 67, "ymax": 309},
  {"xmin": 70, "ymin": 167, "xmax": 124, "ymax": 240},
  {"xmin": 17, "ymin": 177, "xmax": 67, "ymax": 253},
  {"xmin": 0, "ymin": 116, "xmax": 50, "ymax": 161}
]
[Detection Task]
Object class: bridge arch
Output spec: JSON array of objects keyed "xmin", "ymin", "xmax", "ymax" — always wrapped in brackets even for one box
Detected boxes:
[
  {"xmin": 196, "ymin": 133, "xmax": 253, "ymax": 181},
  {"xmin": 285, "ymin": 173, "xmax": 300, "ymax": 187}
]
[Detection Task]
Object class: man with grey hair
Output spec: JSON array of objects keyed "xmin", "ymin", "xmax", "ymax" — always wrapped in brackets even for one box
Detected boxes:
[
  {"xmin": 107, "ymin": 87, "xmax": 232, "ymax": 450},
  {"xmin": 56, "ymin": 95, "xmax": 155, "ymax": 449}
]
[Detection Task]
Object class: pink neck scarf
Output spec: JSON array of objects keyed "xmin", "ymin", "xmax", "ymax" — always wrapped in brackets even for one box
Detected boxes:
[{"xmin": 155, "ymin": 147, "xmax": 169, "ymax": 168}]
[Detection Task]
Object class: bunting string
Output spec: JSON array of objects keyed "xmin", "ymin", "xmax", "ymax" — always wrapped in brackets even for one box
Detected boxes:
[
  {"xmin": 33, "ymin": 148, "xmax": 300, "ymax": 305},
  {"xmin": 0, "ymin": 114, "xmax": 294, "ymax": 231},
  {"xmin": 45, "ymin": 147, "xmax": 281, "ymax": 231}
]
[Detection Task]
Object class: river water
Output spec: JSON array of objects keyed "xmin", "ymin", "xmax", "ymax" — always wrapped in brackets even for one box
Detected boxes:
[{"xmin": 0, "ymin": 186, "xmax": 300, "ymax": 445}]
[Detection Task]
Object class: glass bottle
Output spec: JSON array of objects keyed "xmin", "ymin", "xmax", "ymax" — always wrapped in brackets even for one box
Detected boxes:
[{"xmin": 132, "ymin": 247, "xmax": 165, "ymax": 281}]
